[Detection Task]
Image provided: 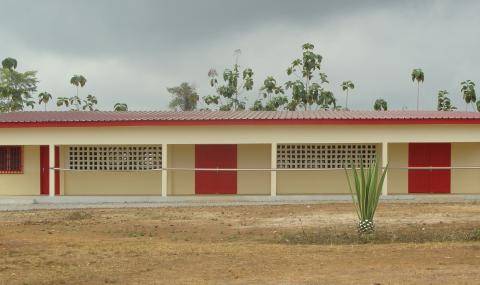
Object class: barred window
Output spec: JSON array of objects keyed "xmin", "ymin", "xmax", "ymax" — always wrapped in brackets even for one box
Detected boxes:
[
  {"xmin": 277, "ymin": 144, "xmax": 377, "ymax": 169},
  {"xmin": 0, "ymin": 146, "xmax": 23, "ymax": 174},
  {"xmin": 68, "ymin": 145, "xmax": 162, "ymax": 171}
]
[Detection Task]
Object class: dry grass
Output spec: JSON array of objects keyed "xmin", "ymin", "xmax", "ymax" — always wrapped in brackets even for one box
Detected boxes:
[{"xmin": 0, "ymin": 202, "xmax": 480, "ymax": 284}]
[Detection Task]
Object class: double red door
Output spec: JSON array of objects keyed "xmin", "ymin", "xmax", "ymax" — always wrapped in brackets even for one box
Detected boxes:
[
  {"xmin": 40, "ymin": 146, "xmax": 60, "ymax": 195},
  {"xmin": 408, "ymin": 143, "xmax": 451, "ymax": 194},
  {"xmin": 195, "ymin": 145, "xmax": 237, "ymax": 194}
]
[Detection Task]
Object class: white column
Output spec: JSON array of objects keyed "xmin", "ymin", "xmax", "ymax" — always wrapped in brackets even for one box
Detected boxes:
[
  {"xmin": 382, "ymin": 142, "xmax": 388, "ymax": 196},
  {"xmin": 49, "ymin": 144, "xmax": 56, "ymax": 197},
  {"xmin": 270, "ymin": 143, "xmax": 277, "ymax": 196},
  {"xmin": 161, "ymin": 144, "xmax": 168, "ymax": 197}
]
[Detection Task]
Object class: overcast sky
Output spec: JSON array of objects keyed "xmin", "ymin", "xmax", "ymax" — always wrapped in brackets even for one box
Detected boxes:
[{"xmin": 0, "ymin": 0, "xmax": 479, "ymax": 111}]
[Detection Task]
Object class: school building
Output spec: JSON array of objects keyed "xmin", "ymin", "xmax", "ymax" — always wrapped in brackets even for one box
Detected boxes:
[{"xmin": 1, "ymin": 110, "xmax": 480, "ymax": 197}]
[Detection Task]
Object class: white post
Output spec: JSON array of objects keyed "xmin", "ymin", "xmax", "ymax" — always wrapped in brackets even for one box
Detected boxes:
[
  {"xmin": 382, "ymin": 142, "xmax": 388, "ymax": 196},
  {"xmin": 270, "ymin": 143, "xmax": 277, "ymax": 196},
  {"xmin": 49, "ymin": 144, "xmax": 56, "ymax": 197},
  {"xmin": 161, "ymin": 144, "xmax": 168, "ymax": 197}
]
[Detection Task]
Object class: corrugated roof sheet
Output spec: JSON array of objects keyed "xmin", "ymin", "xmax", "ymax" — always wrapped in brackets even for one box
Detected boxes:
[
  {"xmin": 0, "ymin": 111, "xmax": 480, "ymax": 127},
  {"xmin": 1, "ymin": 110, "xmax": 480, "ymax": 125}
]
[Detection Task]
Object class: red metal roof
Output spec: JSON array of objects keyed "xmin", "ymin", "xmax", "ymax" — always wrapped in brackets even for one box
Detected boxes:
[{"xmin": 1, "ymin": 110, "xmax": 480, "ymax": 127}]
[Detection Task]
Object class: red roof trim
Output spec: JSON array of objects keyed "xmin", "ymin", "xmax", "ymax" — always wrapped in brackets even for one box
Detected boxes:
[{"xmin": 1, "ymin": 118, "xmax": 480, "ymax": 128}]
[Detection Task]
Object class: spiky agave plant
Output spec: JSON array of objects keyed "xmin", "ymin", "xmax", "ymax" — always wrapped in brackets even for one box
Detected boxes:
[{"xmin": 345, "ymin": 161, "xmax": 388, "ymax": 234}]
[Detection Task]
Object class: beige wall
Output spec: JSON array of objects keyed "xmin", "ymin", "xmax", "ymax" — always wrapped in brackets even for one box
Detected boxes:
[
  {"xmin": 277, "ymin": 144, "xmax": 382, "ymax": 195},
  {"xmin": 63, "ymin": 171, "xmax": 162, "ymax": 195},
  {"xmin": 237, "ymin": 144, "xmax": 270, "ymax": 195},
  {"xmin": 277, "ymin": 170, "xmax": 349, "ymax": 195},
  {"xmin": 166, "ymin": 144, "xmax": 271, "ymax": 195},
  {"xmin": 56, "ymin": 142, "xmax": 480, "ymax": 195},
  {"xmin": 451, "ymin": 143, "xmax": 480, "ymax": 194},
  {"xmin": 2, "ymin": 123, "xmax": 480, "ymax": 196},
  {"xmin": 60, "ymin": 144, "xmax": 271, "ymax": 196},
  {"xmin": 168, "ymin": 144, "xmax": 195, "ymax": 195},
  {"xmin": 4, "ymin": 124, "xmax": 480, "ymax": 146},
  {"xmin": 0, "ymin": 146, "xmax": 40, "ymax": 195},
  {"xmin": 388, "ymin": 143, "xmax": 409, "ymax": 194},
  {"xmin": 61, "ymin": 146, "xmax": 162, "ymax": 196},
  {"xmin": 386, "ymin": 142, "xmax": 480, "ymax": 194}
]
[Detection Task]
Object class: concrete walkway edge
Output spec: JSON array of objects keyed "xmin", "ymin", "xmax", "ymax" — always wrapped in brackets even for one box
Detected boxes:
[{"xmin": 0, "ymin": 195, "xmax": 479, "ymax": 211}]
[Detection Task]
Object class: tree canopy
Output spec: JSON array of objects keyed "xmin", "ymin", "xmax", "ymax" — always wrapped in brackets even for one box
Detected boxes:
[
  {"xmin": 437, "ymin": 90, "xmax": 456, "ymax": 111},
  {"xmin": 3, "ymin": 45, "xmax": 480, "ymax": 113},
  {"xmin": 168, "ymin": 82, "xmax": 199, "ymax": 111},
  {"xmin": 373, "ymin": 99, "xmax": 388, "ymax": 111},
  {"xmin": 204, "ymin": 50, "xmax": 254, "ymax": 111},
  {"xmin": 251, "ymin": 76, "xmax": 287, "ymax": 111},
  {"xmin": 461, "ymin": 80, "xmax": 476, "ymax": 111},
  {"xmin": 114, "ymin": 103, "xmax": 128, "ymax": 112},
  {"xmin": 0, "ymin": 58, "xmax": 38, "ymax": 112},
  {"xmin": 285, "ymin": 43, "xmax": 336, "ymax": 110}
]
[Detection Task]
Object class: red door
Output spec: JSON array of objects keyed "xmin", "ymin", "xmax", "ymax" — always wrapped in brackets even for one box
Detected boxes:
[
  {"xmin": 408, "ymin": 143, "xmax": 450, "ymax": 193},
  {"xmin": 195, "ymin": 145, "xmax": 237, "ymax": 194},
  {"xmin": 40, "ymin": 146, "xmax": 60, "ymax": 195}
]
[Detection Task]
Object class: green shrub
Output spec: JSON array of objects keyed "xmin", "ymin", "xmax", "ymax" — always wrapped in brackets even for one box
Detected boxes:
[{"xmin": 345, "ymin": 161, "xmax": 388, "ymax": 234}]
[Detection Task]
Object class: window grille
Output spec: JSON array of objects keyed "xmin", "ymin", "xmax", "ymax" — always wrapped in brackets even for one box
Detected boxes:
[
  {"xmin": 0, "ymin": 146, "xmax": 23, "ymax": 174},
  {"xmin": 277, "ymin": 144, "xmax": 377, "ymax": 169},
  {"xmin": 68, "ymin": 145, "xmax": 162, "ymax": 171}
]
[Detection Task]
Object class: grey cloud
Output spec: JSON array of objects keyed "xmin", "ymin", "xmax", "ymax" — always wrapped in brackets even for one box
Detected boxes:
[
  {"xmin": 0, "ymin": 0, "xmax": 479, "ymax": 111},
  {"xmin": 0, "ymin": 0, "xmax": 401, "ymax": 57}
]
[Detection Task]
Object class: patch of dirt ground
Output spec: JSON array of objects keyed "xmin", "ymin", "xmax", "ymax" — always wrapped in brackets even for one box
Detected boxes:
[{"xmin": 1, "ymin": 202, "xmax": 480, "ymax": 284}]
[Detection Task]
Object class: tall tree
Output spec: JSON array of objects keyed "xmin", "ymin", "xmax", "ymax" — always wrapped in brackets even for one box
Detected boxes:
[
  {"xmin": 0, "ymin": 57, "xmax": 38, "ymax": 112},
  {"xmin": 461, "ymin": 80, "xmax": 476, "ymax": 111},
  {"xmin": 411, "ymin": 68, "xmax": 424, "ymax": 111},
  {"xmin": 204, "ymin": 49, "xmax": 254, "ymax": 111},
  {"xmin": 168, "ymin": 82, "xmax": 199, "ymax": 111},
  {"xmin": 341, "ymin": 80, "xmax": 354, "ymax": 110},
  {"xmin": 70, "ymin": 75, "xmax": 87, "ymax": 110},
  {"xmin": 114, "ymin": 103, "xmax": 128, "ymax": 111},
  {"xmin": 251, "ymin": 76, "xmax": 287, "ymax": 111},
  {"xmin": 437, "ymin": 90, "xmax": 456, "ymax": 111},
  {"xmin": 373, "ymin": 99, "xmax": 388, "ymax": 111},
  {"xmin": 58, "ymin": 75, "xmax": 98, "ymax": 111},
  {"xmin": 38, "ymin": 92, "xmax": 52, "ymax": 111},
  {"xmin": 285, "ymin": 43, "xmax": 332, "ymax": 110}
]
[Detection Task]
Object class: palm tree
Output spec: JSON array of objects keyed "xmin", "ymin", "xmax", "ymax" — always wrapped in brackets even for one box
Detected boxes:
[
  {"xmin": 411, "ymin": 68, "xmax": 424, "ymax": 110},
  {"xmin": 341, "ymin": 80, "xmax": 354, "ymax": 110},
  {"xmin": 461, "ymin": 80, "xmax": 476, "ymax": 111},
  {"xmin": 70, "ymin": 75, "xmax": 87, "ymax": 110},
  {"xmin": 373, "ymin": 99, "xmax": 388, "ymax": 111},
  {"xmin": 1, "ymin": 57, "xmax": 17, "ymax": 70},
  {"xmin": 38, "ymin": 92, "xmax": 52, "ymax": 111},
  {"xmin": 114, "ymin": 103, "xmax": 128, "ymax": 112}
]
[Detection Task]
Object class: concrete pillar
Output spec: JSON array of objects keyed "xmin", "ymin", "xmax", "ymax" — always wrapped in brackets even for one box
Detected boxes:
[
  {"xmin": 161, "ymin": 144, "xmax": 168, "ymax": 197},
  {"xmin": 49, "ymin": 144, "xmax": 56, "ymax": 197},
  {"xmin": 270, "ymin": 143, "xmax": 277, "ymax": 196},
  {"xmin": 382, "ymin": 142, "xmax": 388, "ymax": 196}
]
